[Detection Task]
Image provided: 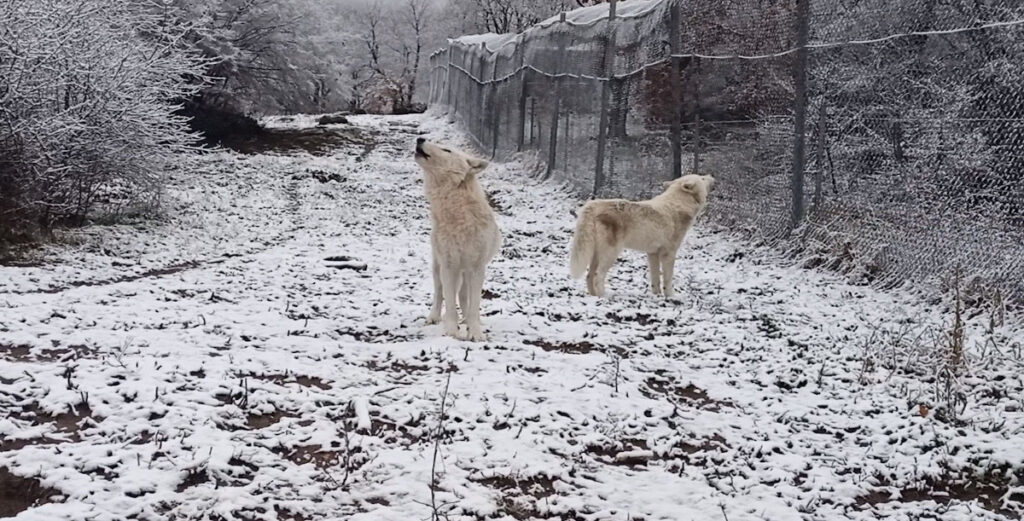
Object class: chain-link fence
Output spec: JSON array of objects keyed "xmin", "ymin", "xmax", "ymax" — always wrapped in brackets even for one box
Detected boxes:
[{"xmin": 427, "ymin": 0, "xmax": 1024, "ymax": 305}]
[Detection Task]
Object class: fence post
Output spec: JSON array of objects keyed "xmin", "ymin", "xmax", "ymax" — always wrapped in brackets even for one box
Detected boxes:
[
  {"xmin": 813, "ymin": 102, "xmax": 826, "ymax": 211},
  {"xmin": 478, "ymin": 42, "xmax": 487, "ymax": 141},
  {"xmin": 450, "ymin": 47, "xmax": 459, "ymax": 118},
  {"xmin": 693, "ymin": 59, "xmax": 701, "ymax": 175},
  {"xmin": 516, "ymin": 37, "xmax": 528, "ymax": 152},
  {"xmin": 491, "ymin": 52, "xmax": 500, "ymax": 158},
  {"xmin": 668, "ymin": 0, "xmax": 683, "ymax": 179},
  {"xmin": 790, "ymin": 0, "xmax": 810, "ymax": 229},
  {"xmin": 593, "ymin": 0, "xmax": 618, "ymax": 197},
  {"xmin": 545, "ymin": 13, "xmax": 567, "ymax": 180},
  {"xmin": 445, "ymin": 46, "xmax": 454, "ymax": 110},
  {"xmin": 563, "ymin": 104, "xmax": 570, "ymax": 170},
  {"xmin": 530, "ymin": 97, "xmax": 536, "ymax": 145}
]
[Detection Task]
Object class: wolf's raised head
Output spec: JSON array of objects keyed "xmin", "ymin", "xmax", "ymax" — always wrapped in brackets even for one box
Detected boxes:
[
  {"xmin": 414, "ymin": 138, "xmax": 489, "ymax": 185},
  {"xmin": 661, "ymin": 173, "xmax": 715, "ymax": 206}
]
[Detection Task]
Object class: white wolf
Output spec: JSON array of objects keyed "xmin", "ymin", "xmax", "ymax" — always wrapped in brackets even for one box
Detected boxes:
[
  {"xmin": 414, "ymin": 137, "xmax": 501, "ymax": 341},
  {"xmin": 569, "ymin": 174, "xmax": 714, "ymax": 297}
]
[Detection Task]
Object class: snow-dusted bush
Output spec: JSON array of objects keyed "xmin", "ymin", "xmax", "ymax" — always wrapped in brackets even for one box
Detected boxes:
[{"xmin": 0, "ymin": 0, "xmax": 207, "ymax": 241}]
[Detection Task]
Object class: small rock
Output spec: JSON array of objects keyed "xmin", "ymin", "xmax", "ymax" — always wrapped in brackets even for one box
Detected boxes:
[{"xmin": 317, "ymin": 113, "xmax": 349, "ymax": 125}]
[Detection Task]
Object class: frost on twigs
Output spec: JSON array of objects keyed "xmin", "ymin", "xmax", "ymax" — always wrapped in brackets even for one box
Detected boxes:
[{"xmin": 0, "ymin": 0, "xmax": 208, "ymax": 242}]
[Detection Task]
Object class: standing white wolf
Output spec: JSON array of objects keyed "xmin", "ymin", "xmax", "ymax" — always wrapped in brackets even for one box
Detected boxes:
[
  {"xmin": 414, "ymin": 137, "xmax": 501, "ymax": 341},
  {"xmin": 569, "ymin": 174, "xmax": 714, "ymax": 297}
]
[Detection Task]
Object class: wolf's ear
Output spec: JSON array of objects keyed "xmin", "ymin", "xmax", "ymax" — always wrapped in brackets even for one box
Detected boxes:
[
  {"xmin": 679, "ymin": 178, "xmax": 698, "ymax": 192},
  {"xmin": 467, "ymin": 157, "xmax": 489, "ymax": 175}
]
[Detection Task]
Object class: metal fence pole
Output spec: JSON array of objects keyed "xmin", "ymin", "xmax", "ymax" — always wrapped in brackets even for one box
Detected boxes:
[
  {"xmin": 490, "ymin": 52, "xmax": 500, "ymax": 158},
  {"xmin": 593, "ymin": 0, "xmax": 617, "ymax": 197},
  {"xmin": 545, "ymin": 13, "xmax": 567, "ymax": 180},
  {"xmin": 477, "ymin": 42, "xmax": 486, "ymax": 140},
  {"xmin": 516, "ymin": 39, "xmax": 528, "ymax": 152},
  {"xmin": 445, "ymin": 47, "xmax": 454, "ymax": 110},
  {"xmin": 529, "ymin": 97, "xmax": 536, "ymax": 145},
  {"xmin": 451, "ymin": 47, "xmax": 460, "ymax": 117},
  {"xmin": 791, "ymin": 0, "xmax": 810, "ymax": 229},
  {"xmin": 668, "ymin": 0, "xmax": 683, "ymax": 179},
  {"xmin": 563, "ymin": 104, "xmax": 570, "ymax": 170},
  {"xmin": 813, "ymin": 102, "xmax": 826, "ymax": 211},
  {"xmin": 693, "ymin": 59, "xmax": 701, "ymax": 175}
]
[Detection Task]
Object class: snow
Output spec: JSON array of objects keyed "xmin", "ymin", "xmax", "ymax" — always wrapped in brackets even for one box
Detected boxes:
[
  {"xmin": 1, "ymin": 112, "xmax": 1023, "ymax": 521},
  {"xmin": 450, "ymin": 33, "xmax": 520, "ymax": 53},
  {"xmin": 450, "ymin": 0, "xmax": 665, "ymax": 55},
  {"xmin": 537, "ymin": 0, "xmax": 665, "ymax": 26}
]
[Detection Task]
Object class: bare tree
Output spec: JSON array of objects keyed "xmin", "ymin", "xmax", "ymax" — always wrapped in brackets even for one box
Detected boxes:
[
  {"xmin": 447, "ymin": 0, "xmax": 575, "ymax": 34},
  {"xmin": 352, "ymin": 0, "xmax": 438, "ymax": 113}
]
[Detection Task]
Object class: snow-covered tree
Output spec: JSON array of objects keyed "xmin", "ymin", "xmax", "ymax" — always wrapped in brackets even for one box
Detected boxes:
[{"xmin": 0, "ymin": 0, "xmax": 208, "ymax": 240}]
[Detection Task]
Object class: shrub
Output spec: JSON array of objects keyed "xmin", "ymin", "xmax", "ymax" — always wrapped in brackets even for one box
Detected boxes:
[{"xmin": 0, "ymin": 0, "xmax": 208, "ymax": 242}]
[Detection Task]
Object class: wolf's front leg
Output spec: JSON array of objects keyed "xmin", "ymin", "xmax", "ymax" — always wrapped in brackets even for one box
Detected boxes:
[
  {"xmin": 439, "ymin": 264, "xmax": 461, "ymax": 338},
  {"xmin": 426, "ymin": 256, "xmax": 443, "ymax": 324}
]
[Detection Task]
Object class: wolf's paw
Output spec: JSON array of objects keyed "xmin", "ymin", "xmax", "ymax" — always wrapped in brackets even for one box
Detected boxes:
[
  {"xmin": 442, "ymin": 320, "xmax": 460, "ymax": 338},
  {"xmin": 464, "ymin": 326, "xmax": 486, "ymax": 342},
  {"xmin": 425, "ymin": 312, "xmax": 441, "ymax": 325}
]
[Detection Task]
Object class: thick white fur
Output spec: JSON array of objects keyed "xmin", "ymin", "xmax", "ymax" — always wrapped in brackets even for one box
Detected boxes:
[
  {"xmin": 569, "ymin": 174, "xmax": 714, "ymax": 297},
  {"xmin": 414, "ymin": 139, "xmax": 501, "ymax": 341}
]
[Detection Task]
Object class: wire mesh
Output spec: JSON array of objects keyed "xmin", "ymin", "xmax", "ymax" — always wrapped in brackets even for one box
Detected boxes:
[{"xmin": 427, "ymin": 0, "xmax": 1024, "ymax": 304}]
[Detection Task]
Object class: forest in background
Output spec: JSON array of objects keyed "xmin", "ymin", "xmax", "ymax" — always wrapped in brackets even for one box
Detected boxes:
[{"xmin": 0, "ymin": 0, "xmax": 593, "ymax": 241}]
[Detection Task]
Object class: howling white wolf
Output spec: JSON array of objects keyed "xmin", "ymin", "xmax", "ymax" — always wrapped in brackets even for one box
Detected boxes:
[{"xmin": 414, "ymin": 137, "xmax": 501, "ymax": 341}]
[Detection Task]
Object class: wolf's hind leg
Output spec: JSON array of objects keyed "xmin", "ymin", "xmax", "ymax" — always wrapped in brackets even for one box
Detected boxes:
[
  {"xmin": 593, "ymin": 247, "xmax": 619, "ymax": 297},
  {"xmin": 586, "ymin": 254, "xmax": 599, "ymax": 296},
  {"xmin": 458, "ymin": 272, "xmax": 469, "ymax": 323},
  {"xmin": 659, "ymin": 250, "xmax": 677, "ymax": 297},
  {"xmin": 462, "ymin": 268, "xmax": 486, "ymax": 341},
  {"xmin": 648, "ymin": 252, "xmax": 662, "ymax": 296}
]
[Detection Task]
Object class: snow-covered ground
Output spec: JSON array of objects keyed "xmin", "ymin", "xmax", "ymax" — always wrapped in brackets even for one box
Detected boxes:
[{"xmin": 2, "ymin": 114, "xmax": 1023, "ymax": 521}]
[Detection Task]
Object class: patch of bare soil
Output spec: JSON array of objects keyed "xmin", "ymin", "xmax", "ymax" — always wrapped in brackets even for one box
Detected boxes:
[
  {"xmin": 273, "ymin": 445, "xmax": 345, "ymax": 470},
  {"xmin": 0, "ymin": 435, "xmax": 63, "ymax": 453},
  {"xmin": 605, "ymin": 311, "xmax": 657, "ymax": 325},
  {"xmin": 370, "ymin": 418, "xmax": 422, "ymax": 445},
  {"xmin": 0, "ymin": 343, "xmax": 32, "ymax": 361},
  {"xmin": 641, "ymin": 372, "xmax": 733, "ymax": 411},
  {"xmin": 339, "ymin": 326, "xmax": 421, "ymax": 344},
  {"xmin": 175, "ymin": 468, "xmax": 211, "ymax": 493},
  {"xmin": 222, "ymin": 127, "xmax": 374, "ymax": 157},
  {"xmin": 241, "ymin": 372, "xmax": 331, "ymax": 391},
  {"xmin": 246, "ymin": 410, "xmax": 299, "ymax": 430},
  {"xmin": 0, "ymin": 343, "xmax": 94, "ymax": 362},
  {"xmin": 524, "ymin": 339, "xmax": 598, "ymax": 355},
  {"xmin": 15, "ymin": 260, "xmax": 220, "ymax": 295},
  {"xmin": 586, "ymin": 434, "xmax": 730, "ymax": 469},
  {"xmin": 1, "ymin": 398, "xmax": 92, "ymax": 451},
  {"xmin": 0, "ymin": 467, "xmax": 61, "ymax": 517},
  {"xmin": 855, "ymin": 470, "xmax": 1024, "ymax": 517},
  {"xmin": 176, "ymin": 457, "xmax": 259, "ymax": 494},
  {"xmin": 474, "ymin": 473, "xmax": 568, "ymax": 520}
]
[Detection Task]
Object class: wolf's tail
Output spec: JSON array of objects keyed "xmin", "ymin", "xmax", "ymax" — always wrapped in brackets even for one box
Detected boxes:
[{"xmin": 569, "ymin": 204, "xmax": 596, "ymax": 279}]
